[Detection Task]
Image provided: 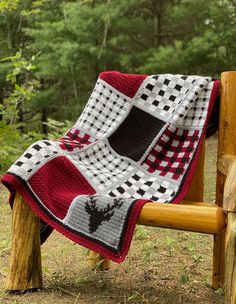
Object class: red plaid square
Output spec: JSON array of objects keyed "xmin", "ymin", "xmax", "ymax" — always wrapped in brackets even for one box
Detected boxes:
[
  {"xmin": 142, "ymin": 125, "xmax": 200, "ymax": 180},
  {"xmin": 60, "ymin": 128, "xmax": 95, "ymax": 151}
]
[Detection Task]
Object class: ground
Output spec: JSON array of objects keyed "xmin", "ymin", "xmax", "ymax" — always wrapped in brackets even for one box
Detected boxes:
[{"xmin": 0, "ymin": 137, "xmax": 224, "ymax": 304}]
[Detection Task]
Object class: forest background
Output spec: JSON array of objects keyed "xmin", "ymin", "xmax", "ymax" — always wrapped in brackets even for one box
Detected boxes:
[{"xmin": 1, "ymin": 0, "xmax": 236, "ymax": 172}]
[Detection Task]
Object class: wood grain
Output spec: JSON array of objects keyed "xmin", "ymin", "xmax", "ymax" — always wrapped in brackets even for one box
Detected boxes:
[
  {"xmin": 223, "ymin": 160, "xmax": 236, "ymax": 212},
  {"xmin": 5, "ymin": 192, "xmax": 42, "ymax": 291},
  {"xmin": 185, "ymin": 139, "xmax": 205, "ymax": 201},
  {"xmin": 225, "ymin": 212, "xmax": 236, "ymax": 304},
  {"xmin": 216, "ymin": 71, "xmax": 236, "ymax": 206},
  {"xmin": 213, "ymin": 71, "xmax": 236, "ymax": 290},
  {"xmin": 218, "ymin": 154, "xmax": 236, "ymax": 176},
  {"xmin": 212, "ymin": 231, "xmax": 225, "ymax": 289},
  {"xmin": 138, "ymin": 201, "xmax": 226, "ymax": 234}
]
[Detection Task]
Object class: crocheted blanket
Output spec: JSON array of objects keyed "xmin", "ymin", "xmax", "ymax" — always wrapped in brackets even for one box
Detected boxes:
[{"xmin": 1, "ymin": 72, "xmax": 219, "ymax": 262}]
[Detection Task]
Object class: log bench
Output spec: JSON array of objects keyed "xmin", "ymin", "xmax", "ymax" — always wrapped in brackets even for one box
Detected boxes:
[{"xmin": 4, "ymin": 71, "xmax": 236, "ymax": 304}]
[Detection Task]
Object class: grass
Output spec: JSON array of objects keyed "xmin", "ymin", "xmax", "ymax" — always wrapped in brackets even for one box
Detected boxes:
[{"xmin": 0, "ymin": 136, "xmax": 224, "ymax": 304}]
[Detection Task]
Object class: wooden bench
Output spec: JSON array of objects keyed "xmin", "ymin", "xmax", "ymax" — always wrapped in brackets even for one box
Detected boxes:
[{"xmin": 5, "ymin": 71, "xmax": 236, "ymax": 304}]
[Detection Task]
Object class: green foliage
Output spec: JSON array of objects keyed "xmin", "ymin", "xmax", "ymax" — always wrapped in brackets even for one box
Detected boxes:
[
  {"xmin": 0, "ymin": 121, "xmax": 41, "ymax": 172},
  {"xmin": 180, "ymin": 267, "xmax": 190, "ymax": 284},
  {"xmin": 215, "ymin": 287, "xmax": 224, "ymax": 295},
  {"xmin": 44, "ymin": 118, "xmax": 72, "ymax": 140},
  {"xmin": 1, "ymin": 50, "xmax": 40, "ymax": 124},
  {"xmin": 0, "ymin": 0, "xmax": 20, "ymax": 13},
  {"xmin": 0, "ymin": 238, "xmax": 11, "ymax": 254},
  {"xmin": 139, "ymin": 0, "xmax": 236, "ymax": 77},
  {"xmin": 135, "ymin": 226, "xmax": 150, "ymax": 240},
  {"xmin": 0, "ymin": 50, "xmax": 41, "ymax": 173},
  {"xmin": 165, "ymin": 236, "xmax": 176, "ymax": 257},
  {"xmin": 127, "ymin": 291, "xmax": 149, "ymax": 304},
  {"xmin": 139, "ymin": 238, "xmax": 159, "ymax": 262}
]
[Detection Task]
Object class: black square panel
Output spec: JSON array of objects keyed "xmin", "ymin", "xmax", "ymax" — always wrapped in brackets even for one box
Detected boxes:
[{"xmin": 108, "ymin": 106, "xmax": 165, "ymax": 161}]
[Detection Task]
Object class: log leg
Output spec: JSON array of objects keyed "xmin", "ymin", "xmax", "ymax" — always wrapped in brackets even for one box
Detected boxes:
[
  {"xmin": 225, "ymin": 212, "xmax": 236, "ymax": 304},
  {"xmin": 212, "ymin": 231, "xmax": 225, "ymax": 289},
  {"xmin": 89, "ymin": 250, "xmax": 111, "ymax": 270},
  {"xmin": 5, "ymin": 192, "xmax": 42, "ymax": 291}
]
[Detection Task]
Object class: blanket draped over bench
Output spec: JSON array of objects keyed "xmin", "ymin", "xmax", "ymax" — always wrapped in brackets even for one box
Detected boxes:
[{"xmin": 1, "ymin": 72, "xmax": 219, "ymax": 262}]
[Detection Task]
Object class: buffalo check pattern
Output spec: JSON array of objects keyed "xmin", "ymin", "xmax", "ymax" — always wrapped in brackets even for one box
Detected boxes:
[
  {"xmin": 1, "ymin": 71, "xmax": 219, "ymax": 263},
  {"xmin": 107, "ymin": 170, "xmax": 177, "ymax": 203},
  {"xmin": 60, "ymin": 127, "xmax": 96, "ymax": 151},
  {"xmin": 136, "ymin": 74, "xmax": 211, "ymax": 123},
  {"xmin": 177, "ymin": 83, "xmax": 214, "ymax": 127},
  {"xmin": 68, "ymin": 140, "xmax": 135, "ymax": 191},
  {"xmin": 8, "ymin": 140, "xmax": 61, "ymax": 180},
  {"xmin": 76, "ymin": 79, "xmax": 131, "ymax": 138},
  {"xmin": 141, "ymin": 125, "xmax": 200, "ymax": 181}
]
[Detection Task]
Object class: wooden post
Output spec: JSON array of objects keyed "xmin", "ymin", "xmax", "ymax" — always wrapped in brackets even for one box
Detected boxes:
[
  {"xmin": 212, "ymin": 231, "xmax": 225, "ymax": 289},
  {"xmin": 89, "ymin": 251, "xmax": 111, "ymax": 270},
  {"xmin": 185, "ymin": 139, "xmax": 205, "ymax": 202},
  {"xmin": 213, "ymin": 71, "xmax": 236, "ymax": 289},
  {"xmin": 225, "ymin": 212, "xmax": 236, "ymax": 304},
  {"xmin": 6, "ymin": 192, "xmax": 42, "ymax": 291},
  {"xmin": 222, "ymin": 157, "xmax": 236, "ymax": 303},
  {"xmin": 216, "ymin": 71, "xmax": 236, "ymax": 206}
]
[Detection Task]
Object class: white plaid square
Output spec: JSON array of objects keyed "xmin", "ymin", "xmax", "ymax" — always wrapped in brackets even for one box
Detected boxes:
[
  {"xmin": 175, "ymin": 81, "xmax": 214, "ymax": 127},
  {"xmin": 135, "ymin": 74, "xmax": 212, "ymax": 124},
  {"xmin": 107, "ymin": 170, "xmax": 178, "ymax": 203},
  {"xmin": 76, "ymin": 79, "xmax": 131, "ymax": 138},
  {"xmin": 8, "ymin": 140, "xmax": 61, "ymax": 180},
  {"xmin": 67, "ymin": 140, "xmax": 135, "ymax": 191}
]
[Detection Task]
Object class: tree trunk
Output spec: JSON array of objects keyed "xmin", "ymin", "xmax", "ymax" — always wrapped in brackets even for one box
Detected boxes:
[
  {"xmin": 42, "ymin": 107, "xmax": 48, "ymax": 137},
  {"xmin": 18, "ymin": 102, "xmax": 24, "ymax": 134}
]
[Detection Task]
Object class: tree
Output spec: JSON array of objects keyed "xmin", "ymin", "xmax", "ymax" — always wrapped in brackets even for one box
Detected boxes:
[{"xmin": 139, "ymin": 0, "xmax": 236, "ymax": 77}]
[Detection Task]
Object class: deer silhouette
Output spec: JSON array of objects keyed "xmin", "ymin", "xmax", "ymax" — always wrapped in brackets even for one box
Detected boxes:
[{"xmin": 85, "ymin": 196, "xmax": 125, "ymax": 233}]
